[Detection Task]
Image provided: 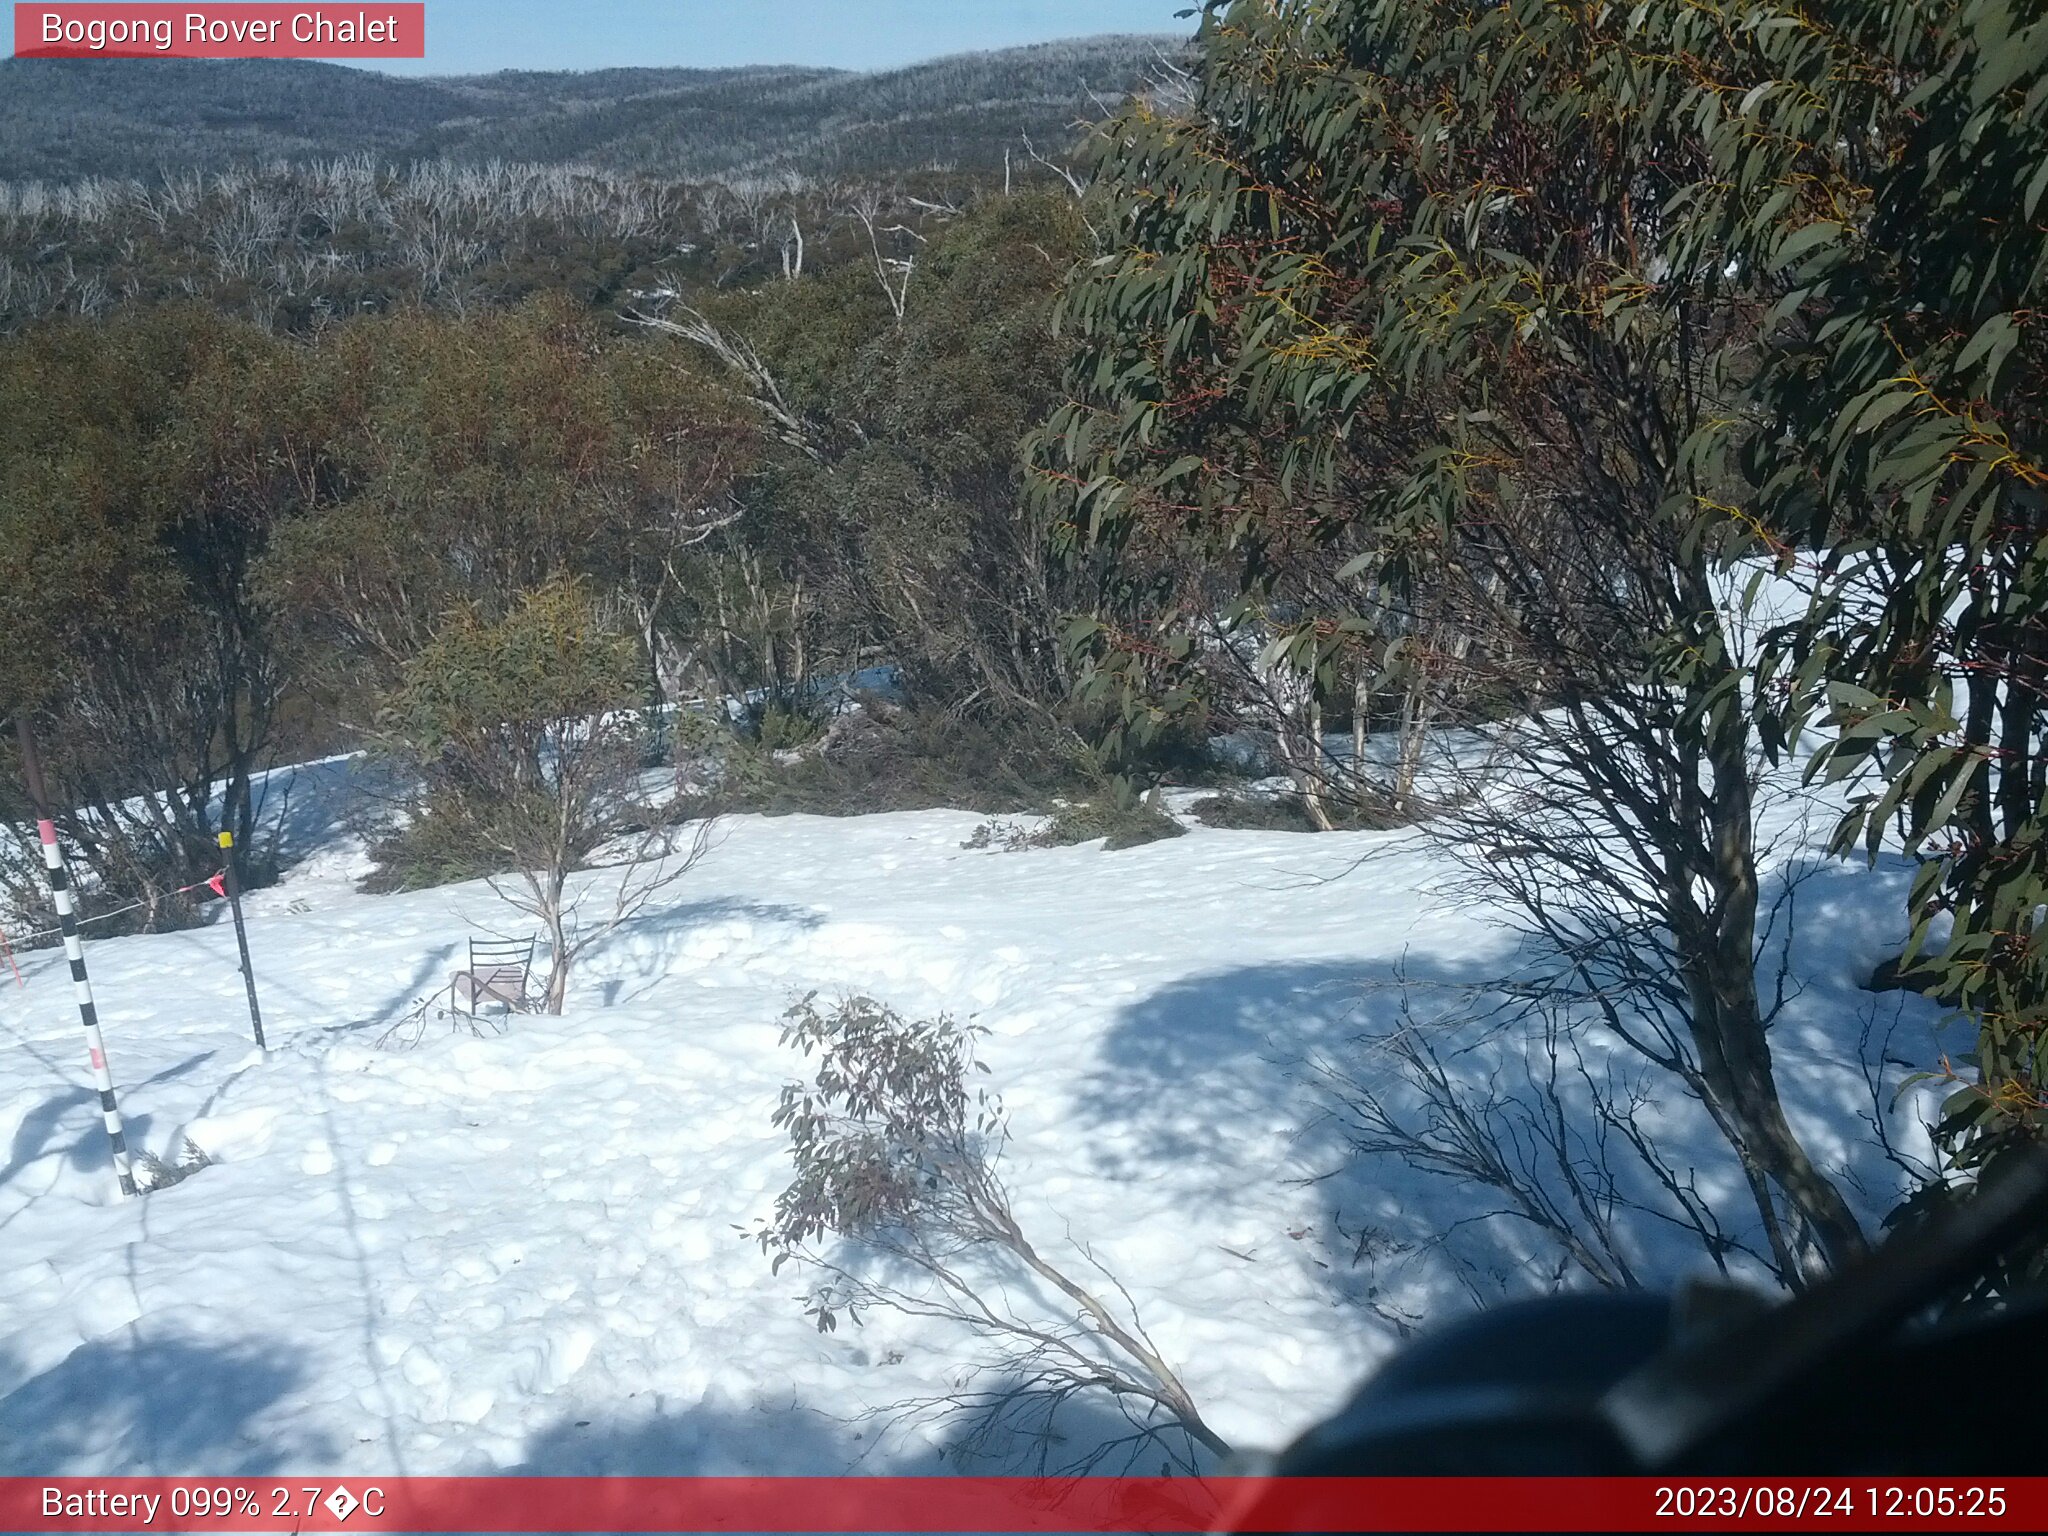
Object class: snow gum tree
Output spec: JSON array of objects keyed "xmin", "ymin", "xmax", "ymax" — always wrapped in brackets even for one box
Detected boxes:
[
  {"xmin": 637, "ymin": 193, "xmax": 1100, "ymax": 729},
  {"xmin": 382, "ymin": 578, "xmax": 708, "ymax": 1013},
  {"xmin": 1643, "ymin": 0, "xmax": 2048, "ymax": 1273},
  {"xmin": 0, "ymin": 305, "xmax": 329, "ymax": 921},
  {"xmin": 257, "ymin": 298, "xmax": 753, "ymax": 723},
  {"xmin": 1031, "ymin": 0, "xmax": 1869, "ymax": 1279}
]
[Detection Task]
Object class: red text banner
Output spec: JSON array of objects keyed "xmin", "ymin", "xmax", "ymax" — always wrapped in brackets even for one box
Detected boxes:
[
  {"xmin": 2, "ymin": 1476, "xmax": 2044, "ymax": 1533},
  {"xmin": 13, "ymin": 5, "xmax": 425, "ymax": 59}
]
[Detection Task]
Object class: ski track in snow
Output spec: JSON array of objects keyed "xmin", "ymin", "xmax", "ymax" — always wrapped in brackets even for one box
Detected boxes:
[{"xmin": 0, "ymin": 767, "xmax": 1951, "ymax": 1475}]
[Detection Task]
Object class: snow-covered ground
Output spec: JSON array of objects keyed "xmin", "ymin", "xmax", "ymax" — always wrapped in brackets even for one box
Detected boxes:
[{"xmin": 0, "ymin": 761, "xmax": 1951, "ymax": 1475}]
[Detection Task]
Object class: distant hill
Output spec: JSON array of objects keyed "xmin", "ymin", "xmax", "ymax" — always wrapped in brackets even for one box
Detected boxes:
[{"xmin": 0, "ymin": 36, "xmax": 1182, "ymax": 182}]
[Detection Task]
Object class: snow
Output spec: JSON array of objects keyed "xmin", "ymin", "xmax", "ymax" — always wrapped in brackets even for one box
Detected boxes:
[{"xmin": 0, "ymin": 759, "xmax": 1952, "ymax": 1475}]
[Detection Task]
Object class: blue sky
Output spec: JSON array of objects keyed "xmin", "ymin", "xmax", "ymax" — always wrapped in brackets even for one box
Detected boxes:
[{"xmin": 8, "ymin": 2, "xmax": 1199, "ymax": 74}]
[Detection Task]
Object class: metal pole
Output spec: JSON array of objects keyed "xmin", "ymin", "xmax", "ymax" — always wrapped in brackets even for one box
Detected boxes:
[
  {"xmin": 14, "ymin": 715, "xmax": 136, "ymax": 1199},
  {"xmin": 217, "ymin": 829, "xmax": 265, "ymax": 1051}
]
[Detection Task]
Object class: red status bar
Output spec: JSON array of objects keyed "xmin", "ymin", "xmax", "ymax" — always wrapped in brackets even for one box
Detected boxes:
[{"xmin": 3, "ymin": 1476, "xmax": 2043, "ymax": 1533}]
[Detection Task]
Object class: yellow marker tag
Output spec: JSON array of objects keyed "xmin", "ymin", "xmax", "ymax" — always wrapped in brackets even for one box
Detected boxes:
[{"xmin": 218, "ymin": 832, "xmax": 234, "ymax": 849}]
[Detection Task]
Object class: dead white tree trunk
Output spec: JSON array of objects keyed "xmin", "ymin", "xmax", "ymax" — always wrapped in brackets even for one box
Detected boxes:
[
  {"xmin": 780, "ymin": 214, "xmax": 804, "ymax": 281},
  {"xmin": 850, "ymin": 195, "xmax": 914, "ymax": 322}
]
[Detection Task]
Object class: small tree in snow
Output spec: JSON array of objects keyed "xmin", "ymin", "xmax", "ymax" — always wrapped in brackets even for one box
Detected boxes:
[
  {"xmin": 384, "ymin": 578, "xmax": 711, "ymax": 1012},
  {"xmin": 756, "ymin": 993, "xmax": 1228, "ymax": 1472}
]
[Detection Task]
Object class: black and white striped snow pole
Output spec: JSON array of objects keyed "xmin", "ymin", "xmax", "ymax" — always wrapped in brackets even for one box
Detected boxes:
[
  {"xmin": 37, "ymin": 816, "xmax": 136, "ymax": 1197},
  {"xmin": 15, "ymin": 717, "xmax": 135, "ymax": 1198}
]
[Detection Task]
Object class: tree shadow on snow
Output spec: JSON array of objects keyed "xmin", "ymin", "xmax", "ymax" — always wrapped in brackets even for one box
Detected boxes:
[
  {"xmin": 248, "ymin": 754, "xmax": 384, "ymax": 871},
  {"xmin": 1072, "ymin": 957, "xmax": 1541, "ymax": 1309},
  {"xmin": 506, "ymin": 1396, "xmax": 864, "ymax": 1475},
  {"xmin": 0, "ymin": 1086, "xmax": 96, "ymax": 1193},
  {"xmin": 1078, "ymin": 958, "xmax": 1389, "ymax": 1177},
  {"xmin": 1, "ymin": 1050, "xmax": 220, "ymax": 1196},
  {"xmin": 0, "ymin": 1334, "xmax": 330, "ymax": 1474},
  {"xmin": 506, "ymin": 1372, "xmax": 1215, "ymax": 1483},
  {"xmin": 1076, "ymin": 902, "xmax": 1940, "ymax": 1321}
]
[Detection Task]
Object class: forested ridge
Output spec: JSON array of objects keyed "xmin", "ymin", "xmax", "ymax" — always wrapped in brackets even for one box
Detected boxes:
[
  {"xmin": 0, "ymin": 36, "xmax": 1177, "ymax": 181},
  {"xmin": 1, "ymin": 1, "xmax": 2043, "ymax": 1441}
]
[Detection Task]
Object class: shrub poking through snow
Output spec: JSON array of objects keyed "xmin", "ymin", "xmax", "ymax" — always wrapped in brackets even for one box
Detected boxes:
[
  {"xmin": 962, "ymin": 793, "xmax": 1187, "ymax": 854},
  {"xmin": 1189, "ymin": 791, "xmax": 1408, "ymax": 835},
  {"xmin": 756, "ymin": 993, "xmax": 1228, "ymax": 1472},
  {"xmin": 132, "ymin": 1137, "xmax": 212, "ymax": 1193},
  {"xmin": 1031, "ymin": 793, "xmax": 1184, "ymax": 852}
]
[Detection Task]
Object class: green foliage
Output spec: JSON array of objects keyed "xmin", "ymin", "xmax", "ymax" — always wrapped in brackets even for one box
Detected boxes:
[
  {"xmin": 1191, "ymin": 793, "xmax": 1330, "ymax": 834},
  {"xmin": 754, "ymin": 987, "xmax": 1228, "ymax": 1466},
  {"xmin": 1030, "ymin": 0, "xmax": 1802, "ymax": 837},
  {"xmin": 1643, "ymin": 0, "xmax": 2048, "ymax": 1173},
  {"xmin": 1029, "ymin": 0, "xmax": 1777, "ymax": 812},
  {"xmin": 718, "ymin": 702, "xmax": 1100, "ymax": 819},
  {"xmin": 362, "ymin": 791, "xmax": 520, "ymax": 894},
  {"xmin": 369, "ymin": 578, "xmax": 677, "ymax": 1008},
  {"xmin": 762, "ymin": 992, "xmax": 999, "ymax": 1261},
  {"xmin": 752, "ymin": 703, "xmax": 826, "ymax": 754},
  {"xmin": 0, "ymin": 183, "xmax": 1122, "ymax": 897},
  {"xmin": 0, "ymin": 302, "xmax": 325, "ymax": 893},
  {"xmin": 0, "ymin": 304, "xmax": 304, "ymax": 705},
  {"xmin": 1033, "ymin": 793, "xmax": 1185, "ymax": 852},
  {"xmin": 1036, "ymin": 0, "xmax": 2045, "ymax": 1193},
  {"xmin": 258, "ymin": 296, "xmax": 752, "ymax": 710},
  {"xmin": 700, "ymin": 192, "xmax": 1096, "ymax": 716},
  {"xmin": 1029, "ymin": 0, "xmax": 1936, "ymax": 1272},
  {"xmin": 386, "ymin": 578, "xmax": 644, "ymax": 754}
]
